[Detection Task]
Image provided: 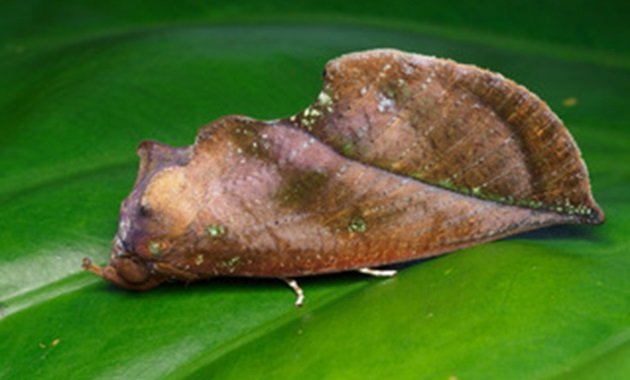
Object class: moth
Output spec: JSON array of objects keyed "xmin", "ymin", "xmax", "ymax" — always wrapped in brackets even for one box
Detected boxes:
[{"xmin": 83, "ymin": 49, "xmax": 605, "ymax": 306}]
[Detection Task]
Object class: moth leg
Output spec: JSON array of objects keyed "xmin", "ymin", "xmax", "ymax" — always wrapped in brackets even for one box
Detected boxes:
[
  {"xmin": 280, "ymin": 278, "xmax": 304, "ymax": 307},
  {"xmin": 358, "ymin": 267, "xmax": 397, "ymax": 277}
]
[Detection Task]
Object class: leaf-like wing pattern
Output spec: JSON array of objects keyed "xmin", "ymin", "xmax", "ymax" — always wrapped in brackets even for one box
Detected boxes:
[
  {"xmin": 291, "ymin": 49, "xmax": 604, "ymax": 223},
  {"xmin": 83, "ymin": 49, "xmax": 605, "ymax": 290}
]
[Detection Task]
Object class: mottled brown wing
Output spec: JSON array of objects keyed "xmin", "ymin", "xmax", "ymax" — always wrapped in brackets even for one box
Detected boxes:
[
  {"xmin": 289, "ymin": 49, "xmax": 604, "ymax": 224},
  {"xmin": 148, "ymin": 112, "xmax": 598, "ymax": 278},
  {"xmin": 84, "ymin": 49, "xmax": 605, "ymax": 290}
]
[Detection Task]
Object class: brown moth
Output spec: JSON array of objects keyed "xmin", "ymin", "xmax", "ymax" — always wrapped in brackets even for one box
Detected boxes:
[{"xmin": 83, "ymin": 49, "xmax": 605, "ymax": 306}]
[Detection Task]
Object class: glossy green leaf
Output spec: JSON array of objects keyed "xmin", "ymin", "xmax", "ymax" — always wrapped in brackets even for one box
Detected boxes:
[{"xmin": 1, "ymin": 2, "xmax": 628, "ymax": 379}]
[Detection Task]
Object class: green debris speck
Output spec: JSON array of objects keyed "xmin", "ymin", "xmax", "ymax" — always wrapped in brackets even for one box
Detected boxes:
[
  {"xmin": 409, "ymin": 171, "xmax": 423, "ymax": 180},
  {"xmin": 207, "ymin": 224, "xmax": 226, "ymax": 238},
  {"xmin": 317, "ymin": 91, "xmax": 333, "ymax": 108},
  {"xmin": 342, "ymin": 140, "xmax": 356, "ymax": 157},
  {"xmin": 348, "ymin": 216, "xmax": 367, "ymax": 233},
  {"xmin": 149, "ymin": 242, "xmax": 160, "ymax": 255},
  {"xmin": 437, "ymin": 178, "xmax": 455, "ymax": 190},
  {"xmin": 222, "ymin": 257, "xmax": 240, "ymax": 268}
]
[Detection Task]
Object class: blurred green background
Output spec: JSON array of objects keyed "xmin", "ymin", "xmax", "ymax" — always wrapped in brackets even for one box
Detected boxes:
[{"xmin": 1, "ymin": 1, "xmax": 628, "ymax": 379}]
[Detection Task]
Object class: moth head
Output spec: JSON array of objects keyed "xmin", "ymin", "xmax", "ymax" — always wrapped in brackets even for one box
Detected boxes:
[
  {"xmin": 121, "ymin": 140, "xmax": 197, "ymax": 245},
  {"xmin": 82, "ymin": 141, "xmax": 197, "ymax": 290}
]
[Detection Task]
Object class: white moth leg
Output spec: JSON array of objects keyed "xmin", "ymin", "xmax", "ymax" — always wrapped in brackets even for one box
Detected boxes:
[
  {"xmin": 281, "ymin": 278, "xmax": 304, "ymax": 307},
  {"xmin": 358, "ymin": 267, "xmax": 397, "ymax": 277}
]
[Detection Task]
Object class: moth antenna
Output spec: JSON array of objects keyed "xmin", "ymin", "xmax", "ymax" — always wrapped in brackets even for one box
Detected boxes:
[
  {"xmin": 82, "ymin": 257, "xmax": 104, "ymax": 277},
  {"xmin": 358, "ymin": 267, "xmax": 398, "ymax": 277},
  {"xmin": 281, "ymin": 278, "xmax": 304, "ymax": 307}
]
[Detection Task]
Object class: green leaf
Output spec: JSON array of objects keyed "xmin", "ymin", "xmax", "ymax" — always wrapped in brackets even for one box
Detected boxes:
[{"xmin": 1, "ymin": 2, "xmax": 628, "ymax": 379}]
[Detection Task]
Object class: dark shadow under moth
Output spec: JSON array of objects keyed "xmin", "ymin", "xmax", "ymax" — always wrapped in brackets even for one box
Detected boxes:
[{"xmin": 82, "ymin": 49, "xmax": 605, "ymax": 306}]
